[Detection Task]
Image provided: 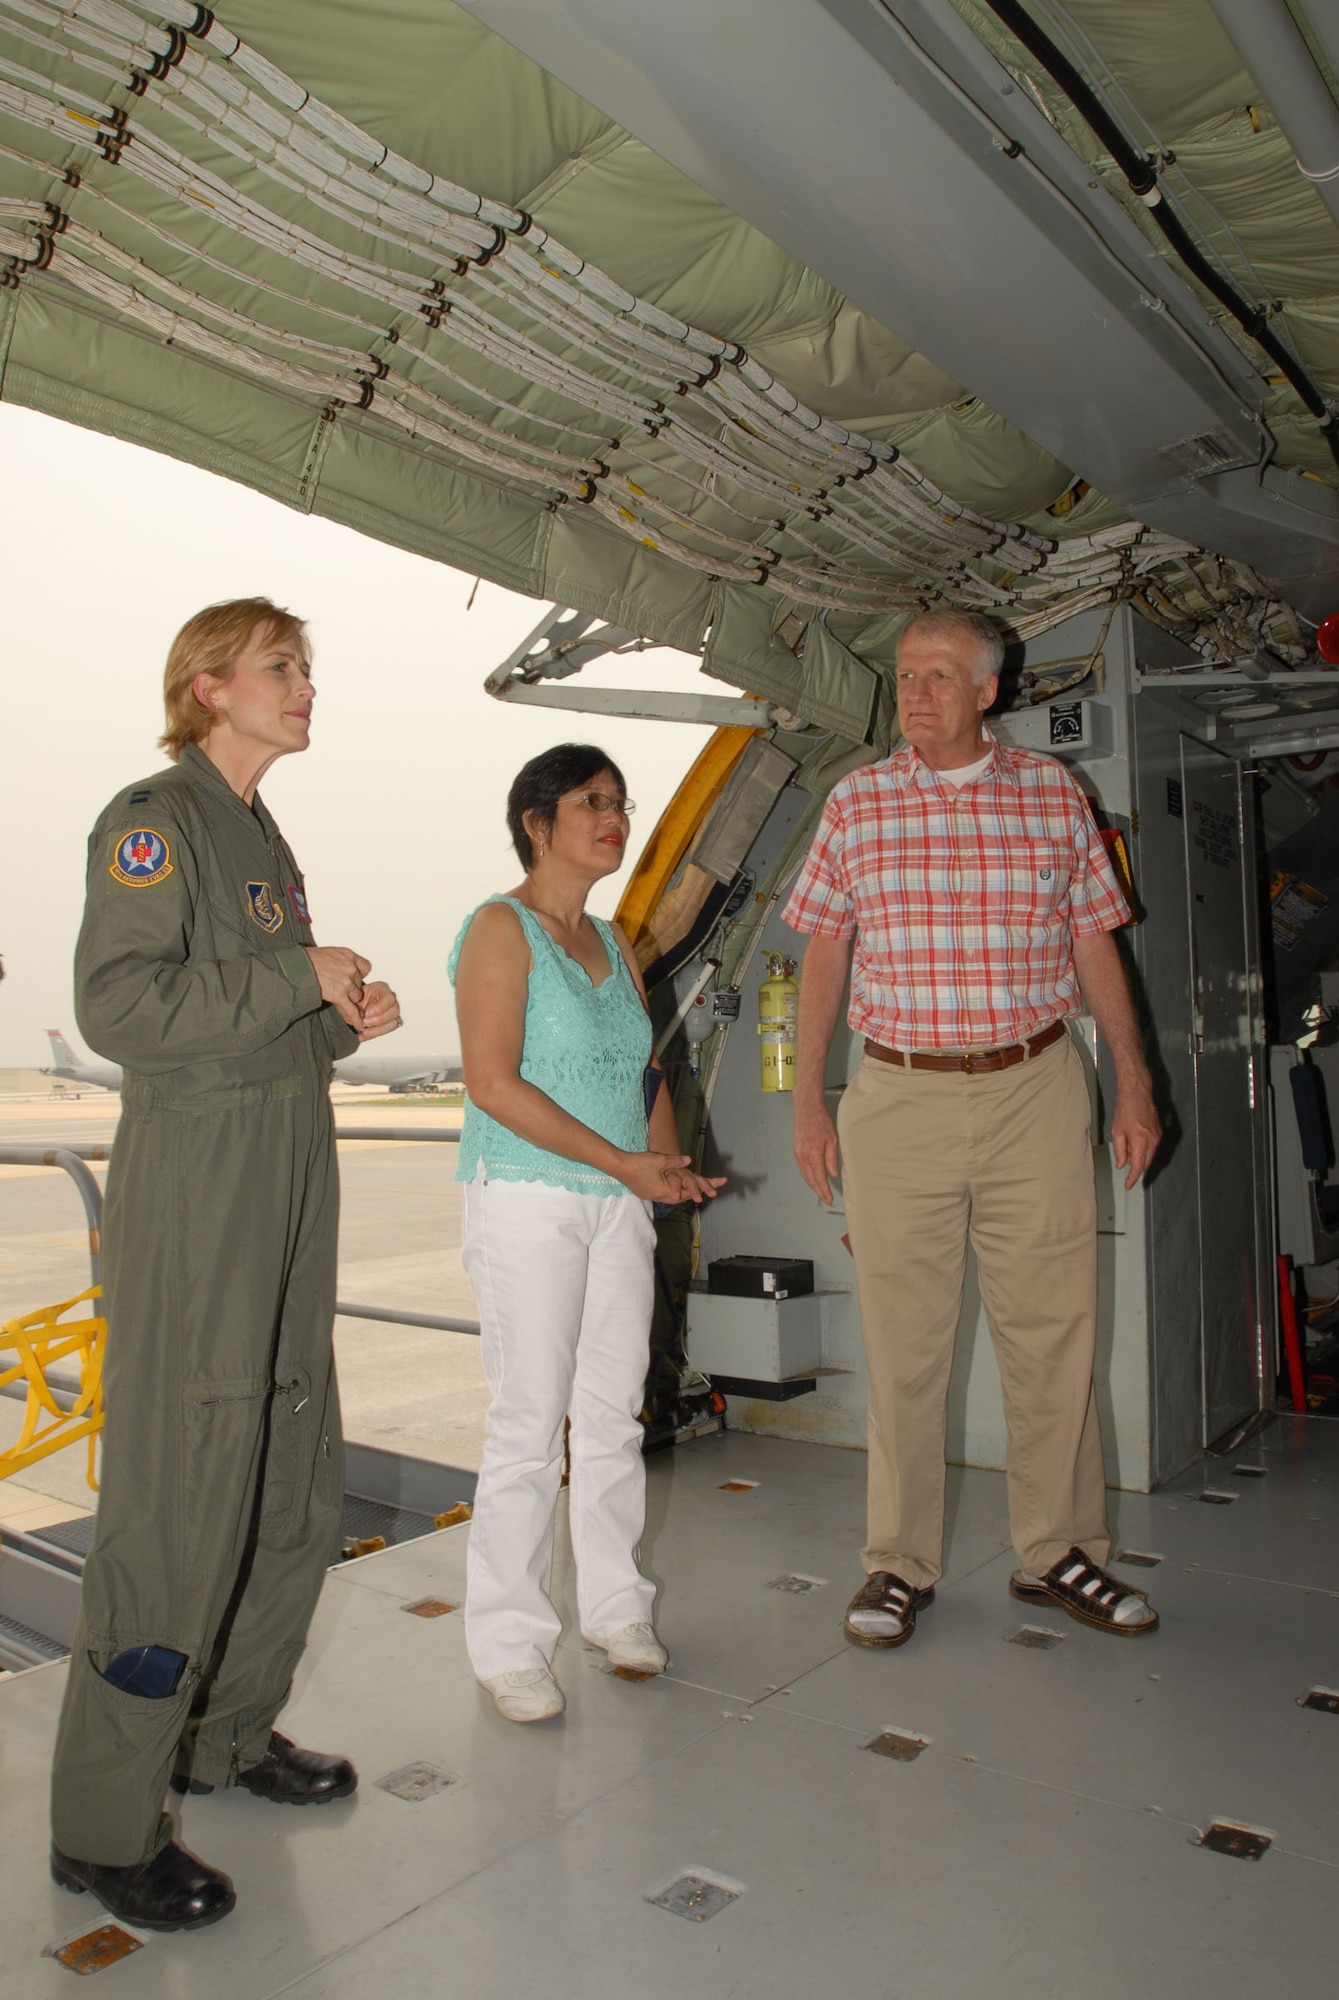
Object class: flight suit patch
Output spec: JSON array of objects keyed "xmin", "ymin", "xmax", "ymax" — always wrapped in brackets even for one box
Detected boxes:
[
  {"xmin": 110, "ymin": 828, "xmax": 173, "ymax": 887},
  {"xmin": 245, "ymin": 881, "xmax": 285, "ymax": 933},
  {"xmin": 288, "ymin": 885, "xmax": 311, "ymax": 924}
]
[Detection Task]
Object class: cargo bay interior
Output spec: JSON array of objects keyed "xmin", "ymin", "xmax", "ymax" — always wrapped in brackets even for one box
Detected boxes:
[{"xmin": 1, "ymin": 3, "xmax": 1338, "ymax": 1995}]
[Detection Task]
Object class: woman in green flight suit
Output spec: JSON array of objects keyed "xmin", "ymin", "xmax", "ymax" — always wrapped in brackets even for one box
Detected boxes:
[{"xmin": 49, "ymin": 598, "xmax": 400, "ymax": 1933}]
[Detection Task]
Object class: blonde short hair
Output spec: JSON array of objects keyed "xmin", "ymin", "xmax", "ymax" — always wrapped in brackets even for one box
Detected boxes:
[{"xmin": 159, "ymin": 597, "xmax": 310, "ymax": 760}]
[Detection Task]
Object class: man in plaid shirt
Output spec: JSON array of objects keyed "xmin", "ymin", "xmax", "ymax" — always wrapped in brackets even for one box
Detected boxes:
[{"xmin": 784, "ymin": 611, "xmax": 1162, "ymax": 1647}]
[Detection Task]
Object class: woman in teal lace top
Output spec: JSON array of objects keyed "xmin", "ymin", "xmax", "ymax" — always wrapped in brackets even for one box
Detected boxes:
[{"xmin": 450, "ymin": 743, "xmax": 723, "ymax": 1724}]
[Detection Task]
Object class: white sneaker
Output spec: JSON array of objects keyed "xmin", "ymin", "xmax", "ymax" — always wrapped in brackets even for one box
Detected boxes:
[
  {"xmin": 602, "ymin": 1623, "xmax": 668, "ymax": 1674},
  {"xmin": 483, "ymin": 1666, "xmax": 565, "ymax": 1722}
]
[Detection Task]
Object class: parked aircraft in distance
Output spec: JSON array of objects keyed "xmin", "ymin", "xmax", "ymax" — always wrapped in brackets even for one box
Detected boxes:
[
  {"xmin": 42, "ymin": 1029, "xmax": 121, "ymax": 1092},
  {"xmin": 332, "ymin": 1050, "xmax": 462, "ymax": 1091},
  {"xmin": 42, "ymin": 1030, "xmax": 459, "ymax": 1095}
]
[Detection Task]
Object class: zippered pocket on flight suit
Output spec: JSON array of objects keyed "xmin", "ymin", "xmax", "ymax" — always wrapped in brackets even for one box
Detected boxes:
[{"xmin": 258, "ymin": 1368, "xmax": 341, "ymax": 1537}]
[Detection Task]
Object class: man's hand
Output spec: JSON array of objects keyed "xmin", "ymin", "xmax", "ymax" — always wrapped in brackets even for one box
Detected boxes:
[
  {"xmin": 358, "ymin": 980, "xmax": 402, "ymax": 1044},
  {"xmin": 1072, "ymin": 931, "xmax": 1162, "ymax": 1190},
  {"xmin": 791, "ymin": 935, "xmax": 851, "ymax": 1205},
  {"xmin": 1111, "ymin": 1080, "xmax": 1161, "ymax": 1189},
  {"xmin": 304, "ymin": 946, "xmax": 370, "ymax": 1031},
  {"xmin": 794, "ymin": 1093, "xmax": 841, "ymax": 1204}
]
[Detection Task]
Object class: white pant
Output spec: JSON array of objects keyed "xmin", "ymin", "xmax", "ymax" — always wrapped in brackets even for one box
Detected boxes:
[{"xmin": 460, "ymin": 1175, "xmax": 657, "ymax": 1680}]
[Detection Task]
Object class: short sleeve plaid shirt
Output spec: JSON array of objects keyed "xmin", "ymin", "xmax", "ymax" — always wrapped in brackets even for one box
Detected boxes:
[{"xmin": 782, "ymin": 734, "xmax": 1129, "ymax": 1050}]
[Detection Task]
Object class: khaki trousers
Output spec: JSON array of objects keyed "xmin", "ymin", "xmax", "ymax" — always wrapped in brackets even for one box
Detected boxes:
[{"xmin": 838, "ymin": 1033, "xmax": 1110, "ymax": 1589}]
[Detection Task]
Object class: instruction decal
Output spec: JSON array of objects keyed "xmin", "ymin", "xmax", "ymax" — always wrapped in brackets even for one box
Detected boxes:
[
  {"xmin": 1049, "ymin": 701, "xmax": 1083, "ymax": 746},
  {"xmin": 1190, "ymin": 798, "xmax": 1236, "ymax": 869},
  {"xmin": 110, "ymin": 828, "xmax": 172, "ymax": 888}
]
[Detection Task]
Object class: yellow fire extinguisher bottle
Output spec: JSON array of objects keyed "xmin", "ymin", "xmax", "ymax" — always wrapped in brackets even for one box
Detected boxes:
[{"xmin": 758, "ymin": 952, "xmax": 799, "ymax": 1092}]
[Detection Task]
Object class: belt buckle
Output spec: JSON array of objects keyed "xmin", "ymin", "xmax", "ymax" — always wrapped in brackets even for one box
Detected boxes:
[{"xmin": 962, "ymin": 1046, "xmax": 992, "ymax": 1075}]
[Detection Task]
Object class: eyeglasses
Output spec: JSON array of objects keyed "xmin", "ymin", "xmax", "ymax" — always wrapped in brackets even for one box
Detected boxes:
[{"xmin": 557, "ymin": 790, "xmax": 635, "ymax": 816}]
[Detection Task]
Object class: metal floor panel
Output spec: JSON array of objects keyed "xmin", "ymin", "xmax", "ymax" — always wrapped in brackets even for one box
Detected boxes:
[
  {"xmin": 2, "ymin": 1421, "xmax": 1337, "ymax": 2000},
  {"xmin": 24, "ymin": 1514, "xmax": 94, "ymax": 1560},
  {"xmin": 338, "ymin": 1494, "xmax": 440, "ymax": 1550},
  {"xmin": 0, "ymin": 1610, "xmax": 67, "ymax": 1671},
  {"xmin": 7, "ymin": 1492, "xmax": 447, "ymax": 1666},
  {"xmin": 23, "ymin": 1492, "xmax": 444, "ymax": 1573}
]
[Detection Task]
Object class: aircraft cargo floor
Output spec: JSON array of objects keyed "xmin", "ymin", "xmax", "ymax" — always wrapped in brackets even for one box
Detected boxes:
[{"xmin": 2, "ymin": 1419, "xmax": 1336, "ymax": 1999}]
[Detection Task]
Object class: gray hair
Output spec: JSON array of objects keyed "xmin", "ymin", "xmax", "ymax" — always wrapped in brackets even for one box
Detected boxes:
[{"xmin": 898, "ymin": 611, "xmax": 1005, "ymax": 687}]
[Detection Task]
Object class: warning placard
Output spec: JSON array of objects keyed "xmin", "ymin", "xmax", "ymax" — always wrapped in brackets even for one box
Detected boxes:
[{"xmin": 1270, "ymin": 871, "xmax": 1328, "ymax": 952}]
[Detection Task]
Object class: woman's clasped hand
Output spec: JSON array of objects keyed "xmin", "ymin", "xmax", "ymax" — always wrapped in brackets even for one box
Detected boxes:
[{"xmin": 303, "ymin": 950, "xmax": 402, "ymax": 1040}]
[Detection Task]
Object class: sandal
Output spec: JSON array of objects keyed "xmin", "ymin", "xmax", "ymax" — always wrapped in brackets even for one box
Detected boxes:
[
  {"xmin": 843, "ymin": 1571, "xmax": 935, "ymax": 1649},
  {"xmin": 1010, "ymin": 1548, "xmax": 1159, "ymax": 1636}
]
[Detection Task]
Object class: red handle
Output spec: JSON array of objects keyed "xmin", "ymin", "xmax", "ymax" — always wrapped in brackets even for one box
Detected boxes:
[{"xmin": 1276, "ymin": 1254, "xmax": 1308, "ymax": 1415}]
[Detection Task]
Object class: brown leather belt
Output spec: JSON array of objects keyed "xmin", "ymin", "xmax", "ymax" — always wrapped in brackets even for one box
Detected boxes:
[{"xmin": 863, "ymin": 1018, "xmax": 1068, "ymax": 1075}]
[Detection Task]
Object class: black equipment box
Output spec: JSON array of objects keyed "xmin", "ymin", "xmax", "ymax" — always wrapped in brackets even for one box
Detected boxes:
[{"xmin": 707, "ymin": 1255, "xmax": 814, "ymax": 1301}]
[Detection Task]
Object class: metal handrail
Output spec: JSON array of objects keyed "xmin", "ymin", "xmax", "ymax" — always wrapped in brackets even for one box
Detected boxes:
[
  {"xmin": 0, "ymin": 1125, "xmax": 478, "ymax": 1520},
  {"xmin": 335, "ymin": 1301, "xmax": 480, "ymax": 1335},
  {"xmin": 0, "ymin": 1131, "xmax": 481, "ymax": 1340},
  {"xmin": 0, "ymin": 1149, "xmax": 107, "ymax": 1443},
  {"xmin": 0, "ymin": 1146, "xmax": 105, "ymax": 1290},
  {"xmin": 334, "ymin": 1126, "xmax": 461, "ymax": 1143},
  {"xmin": 330, "ymin": 1123, "xmax": 478, "ymax": 1335}
]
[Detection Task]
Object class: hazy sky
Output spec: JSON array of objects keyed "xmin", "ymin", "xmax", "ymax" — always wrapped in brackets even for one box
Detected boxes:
[{"xmin": 0, "ymin": 403, "xmax": 712, "ymax": 1068}]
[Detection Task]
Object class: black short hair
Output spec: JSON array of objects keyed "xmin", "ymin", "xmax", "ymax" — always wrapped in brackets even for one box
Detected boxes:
[{"xmin": 506, "ymin": 742, "xmax": 629, "ymax": 869}]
